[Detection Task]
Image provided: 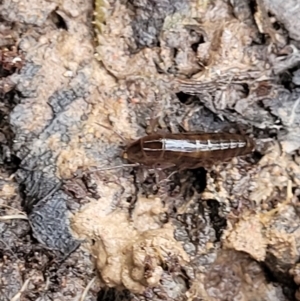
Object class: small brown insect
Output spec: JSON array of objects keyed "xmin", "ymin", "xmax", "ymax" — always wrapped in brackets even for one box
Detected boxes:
[{"xmin": 123, "ymin": 132, "xmax": 255, "ymax": 170}]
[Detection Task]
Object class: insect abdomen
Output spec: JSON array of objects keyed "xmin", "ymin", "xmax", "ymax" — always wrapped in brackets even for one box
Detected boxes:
[{"xmin": 125, "ymin": 132, "xmax": 255, "ymax": 169}]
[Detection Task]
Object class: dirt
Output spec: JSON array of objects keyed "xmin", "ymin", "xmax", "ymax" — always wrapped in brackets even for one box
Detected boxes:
[{"xmin": 1, "ymin": 0, "xmax": 300, "ymax": 300}]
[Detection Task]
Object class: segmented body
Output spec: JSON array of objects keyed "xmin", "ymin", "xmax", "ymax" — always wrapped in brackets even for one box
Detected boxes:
[{"xmin": 124, "ymin": 132, "xmax": 255, "ymax": 170}]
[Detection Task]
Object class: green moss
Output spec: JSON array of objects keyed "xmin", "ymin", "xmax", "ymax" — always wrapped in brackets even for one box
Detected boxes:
[{"xmin": 94, "ymin": 0, "xmax": 110, "ymax": 36}]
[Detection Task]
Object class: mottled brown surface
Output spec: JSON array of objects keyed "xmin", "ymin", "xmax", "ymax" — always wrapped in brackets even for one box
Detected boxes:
[{"xmin": 1, "ymin": 0, "xmax": 300, "ymax": 300}]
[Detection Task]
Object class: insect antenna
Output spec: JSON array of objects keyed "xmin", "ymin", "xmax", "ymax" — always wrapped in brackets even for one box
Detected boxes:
[
  {"xmin": 93, "ymin": 122, "xmax": 139, "ymax": 172},
  {"xmin": 95, "ymin": 122, "xmax": 127, "ymax": 146},
  {"xmin": 88, "ymin": 163, "xmax": 140, "ymax": 173}
]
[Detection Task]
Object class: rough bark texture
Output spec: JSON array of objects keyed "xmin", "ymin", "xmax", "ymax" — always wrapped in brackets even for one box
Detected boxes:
[{"xmin": 1, "ymin": 0, "xmax": 300, "ymax": 300}]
